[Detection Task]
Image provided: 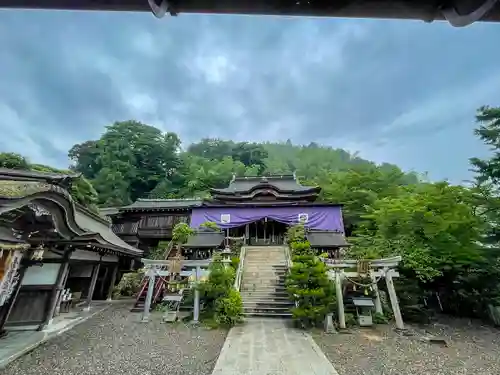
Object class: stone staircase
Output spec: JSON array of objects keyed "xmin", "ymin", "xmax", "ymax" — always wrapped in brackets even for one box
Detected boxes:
[{"xmin": 240, "ymin": 246, "xmax": 294, "ymax": 318}]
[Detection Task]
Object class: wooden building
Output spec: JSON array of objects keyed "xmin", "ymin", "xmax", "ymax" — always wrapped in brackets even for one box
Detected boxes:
[
  {"xmin": 0, "ymin": 168, "xmax": 142, "ymax": 334},
  {"xmin": 102, "ymin": 198, "xmax": 202, "ymax": 257},
  {"xmin": 104, "ymin": 174, "xmax": 348, "ymax": 254}
]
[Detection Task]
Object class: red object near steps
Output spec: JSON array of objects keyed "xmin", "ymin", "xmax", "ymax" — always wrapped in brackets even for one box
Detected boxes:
[{"xmin": 131, "ymin": 241, "xmax": 174, "ymax": 312}]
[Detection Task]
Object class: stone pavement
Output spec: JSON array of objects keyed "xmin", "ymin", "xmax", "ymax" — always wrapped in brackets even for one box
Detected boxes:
[
  {"xmin": 211, "ymin": 318, "xmax": 339, "ymax": 375},
  {"xmin": 0, "ymin": 301, "xmax": 112, "ymax": 370}
]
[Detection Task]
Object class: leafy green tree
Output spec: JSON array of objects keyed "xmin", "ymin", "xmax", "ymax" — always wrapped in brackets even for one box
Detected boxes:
[
  {"xmin": 470, "ymin": 106, "xmax": 500, "ymax": 183},
  {"xmin": 0, "ymin": 152, "xmax": 30, "ymax": 170},
  {"xmin": 351, "ymin": 182, "xmax": 485, "ymax": 282},
  {"xmin": 187, "ymin": 138, "xmax": 235, "ymax": 160},
  {"xmin": 68, "ymin": 140, "xmax": 101, "ymax": 178},
  {"xmin": 69, "ymin": 120, "xmax": 181, "ymax": 205}
]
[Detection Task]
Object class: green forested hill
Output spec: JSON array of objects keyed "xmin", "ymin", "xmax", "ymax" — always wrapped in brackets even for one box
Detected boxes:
[{"xmin": 60, "ymin": 121, "xmax": 420, "ymax": 207}]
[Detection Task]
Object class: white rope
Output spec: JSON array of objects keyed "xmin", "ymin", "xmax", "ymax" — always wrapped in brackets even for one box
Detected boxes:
[
  {"xmin": 344, "ymin": 274, "xmax": 382, "ymax": 288},
  {"xmin": 442, "ymin": 0, "xmax": 498, "ymax": 27},
  {"xmin": 148, "ymin": 0, "xmax": 169, "ymax": 18}
]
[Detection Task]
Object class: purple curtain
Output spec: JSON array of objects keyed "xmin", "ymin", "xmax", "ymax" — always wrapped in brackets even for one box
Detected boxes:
[{"xmin": 190, "ymin": 205, "xmax": 344, "ymax": 232}]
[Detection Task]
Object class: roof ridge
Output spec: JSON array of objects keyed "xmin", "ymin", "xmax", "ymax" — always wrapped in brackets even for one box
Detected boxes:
[{"xmin": 234, "ymin": 174, "xmax": 295, "ymax": 180}]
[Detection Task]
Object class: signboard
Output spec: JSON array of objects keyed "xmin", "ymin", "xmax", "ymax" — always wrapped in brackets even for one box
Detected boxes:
[
  {"xmin": 220, "ymin": 214, "xmax": 231, "ymax": 224},
  {"xmin": 168, "ymin": 252, "xmax": 184, "ymax": 275},
  {"xmin": 298, "ymin": 213, "xmax": 309, "ymax": 223}
]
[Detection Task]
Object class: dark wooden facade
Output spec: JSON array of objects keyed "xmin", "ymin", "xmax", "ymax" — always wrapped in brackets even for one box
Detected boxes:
[
  {"xmin": 103, "ymin": 199, "xmax": 201, "ymax": 255},
  {"xmin": 0, "ymin": 168, "xmax": 142, "ymax": 333}
]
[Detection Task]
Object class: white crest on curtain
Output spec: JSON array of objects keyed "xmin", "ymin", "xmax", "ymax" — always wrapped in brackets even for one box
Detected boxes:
[
  {"xmin": 220, "ymin": 214, "xmax": 231, "ymax": 224},
  {"xmin": 298, "ymin": 213, "xmax": 309, "ymax": 223}
]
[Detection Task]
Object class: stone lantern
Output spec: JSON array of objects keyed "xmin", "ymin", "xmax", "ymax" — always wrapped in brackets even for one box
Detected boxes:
[{"xmin": 221, "ymin": 246, "xmax": 232, "ymax": 268}]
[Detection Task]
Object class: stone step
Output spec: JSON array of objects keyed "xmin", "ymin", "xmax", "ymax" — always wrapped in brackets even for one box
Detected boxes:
[
  {"xmin": 245, "ymin": 264, "xmax": 288, "ymax": 268},
  {"xmin": 242, "ymin": 300, "xmax": 292, "ymax": 306},
  {"xmin": 240, "ymin": 284, "xmax": 287, "ymax": 290},
  {"xmin": 244, "ymin": 261, "xmax": 287, "ymax": 270},
  {"xmin": 243, "ymin": 311, "xmax": 293, "ymax": 318},
  {"xmin": 243, "ymin": 301, "xmax": 294, "ymax": 307},
  {"xmin": 243, "ymin": 270, "xmax": 287, "ymax": 274},
  {"xmin": 240, "ymin": 292, "xmax": 289, "ymax": 299},
  {"xmin": 246, "ymin": 250, "xmax": 286, "ymax": 253},
  {"xmin": 241, "ymin": 280, "xmax": 286, "ymax": 290},
  {"xmin": 242, "ymin": 277, "xmax": 287, "ymax": 282},
  {"xmin": 242, "ymin": 275, "xmax": 287, "ymax": 280},
  {"xmin": 243, "ymin": 306, "xmax": 292, "ymax": 314},
  {"xmin": 243, "ymin": 269, "xmax": 287, "ymax": 273},
  {"xmin": 244, "ymin": 268, "xmax": 288, "ymax": 273}
]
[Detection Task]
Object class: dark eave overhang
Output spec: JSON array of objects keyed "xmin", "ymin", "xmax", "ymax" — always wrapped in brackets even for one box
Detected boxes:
[
  {"xmin": 119, "ymin": 207, "xmax": 192, "ymax": 213},
  {"xmin": 212, "ymin": 192, "xmax": 318, "ymax": 202},
  {"xmin": 210, "ymin": 183, "xmax": 320, "ymax": 196},
  {"xmin": 200, "ymin": 201, "xmax": 342, "ymax": 208},
  {"xmin": 0, "ymin": 1, "xmax": 498, "ymax": 26}
]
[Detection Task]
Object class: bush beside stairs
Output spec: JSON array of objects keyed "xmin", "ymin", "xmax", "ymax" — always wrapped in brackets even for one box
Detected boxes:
[{"xmin": 240, "ymin": 246, "xmax": 294, "ymax": 318}]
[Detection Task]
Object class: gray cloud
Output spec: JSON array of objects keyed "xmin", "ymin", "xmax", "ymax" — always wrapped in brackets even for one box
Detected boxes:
[{"xmin": 0, "ymin": 11, "xmax": 499, "ymax": 182}]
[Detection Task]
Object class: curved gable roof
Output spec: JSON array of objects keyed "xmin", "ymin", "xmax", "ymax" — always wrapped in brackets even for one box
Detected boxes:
[{"xmin": 211, "ymin": 175, "xmax": 320, "ymax": 195}]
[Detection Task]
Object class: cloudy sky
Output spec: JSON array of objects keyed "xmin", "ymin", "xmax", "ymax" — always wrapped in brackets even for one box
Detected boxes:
[{"xmin": 0, "ymin": 10, "xmax": 499, "ymax": 183}]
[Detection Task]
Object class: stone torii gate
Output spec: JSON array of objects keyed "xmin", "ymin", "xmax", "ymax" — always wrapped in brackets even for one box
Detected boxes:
[
  {"xmin": 140, "ymin": 258, "xmax": 211, "ymax": 323},
  {"xmin": 322, "ymin": 256, "xmax": 405, "ymax": 330}
]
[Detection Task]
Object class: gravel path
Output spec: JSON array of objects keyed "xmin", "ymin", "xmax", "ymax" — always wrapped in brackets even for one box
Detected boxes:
[
  {"xmin": 313, "ymin": 317, "xmax": 500, "ymax": 375},
  {"xmin": 3, "ymin": 304, "xmax": 227, "ymax": 375}
]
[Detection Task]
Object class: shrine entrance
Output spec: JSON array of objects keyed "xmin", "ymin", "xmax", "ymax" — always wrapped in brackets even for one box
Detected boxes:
[{"xmin": 228, "ymin": 219, "xmax": 288, "ymax": 246}]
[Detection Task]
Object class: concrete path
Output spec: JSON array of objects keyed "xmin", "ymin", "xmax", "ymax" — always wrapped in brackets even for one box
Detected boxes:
[{"xmin": 211, "ymin": 318, "xmax": 339, "ymax": 375}]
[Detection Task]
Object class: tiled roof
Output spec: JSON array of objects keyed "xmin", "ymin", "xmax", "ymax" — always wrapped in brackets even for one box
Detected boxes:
[
  {"xmin": 211, "ymin": 175, "xmax": 319, "ymax": 195},
  {"xmin": 0, "ymin": 168, "xmax": 78, "ymax": 188},
  {"xmin": 99, "ymin": 207, "xmax": 120, "ymax": 216},
  {"xmin": 184, "ymin": 230, "xmax": 225, "ymax": 248},
  {"xmin": 74, "ymin": 206, "xmax": 142, "ymax": 256},
  {"xmin": 306, "ymin": 231, "xmax": 349, "ymax": 248},
  {"xmin": 120, "ymin": 198, "xmax": 203, "ymax": 211}
]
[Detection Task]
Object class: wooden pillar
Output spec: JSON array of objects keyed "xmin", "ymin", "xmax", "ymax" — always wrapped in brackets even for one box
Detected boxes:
[
  {"xmin": 42, "ymin": 247, "xmax": 71, "ymax": 328},
  {"xmin": 97, "ymin": 266, "xmax": 109, "ymax": 299},
  {"xmin": 84, "ymin": 262, "xmax": 100, "ymax": 312},
  {"xmin": 263, "ymin": 218, "xmax": 267, "ymax": 244},
  {"xmin": 385, "ymin": 268, "xmax": 404, "ymax": 330},
  {"xmin": 245, "ymin": 224, "xmax": 249, "ymax": 245},
  {"xmin": 193, "ymin": 266, "xmax": 200, "ymax": 323},
  {"xmin": 106, "ymin": 264, "xmax": 119, "ymax": 301},
  {"xmin": 370, "ymin": 271, "xmax": 383, "ymax": 314},
  {"xmin": 335, "ymin": 271, "xmax": 346, "ymax": 329},
  {"xmin": 141, "ymin": 269, "xmax": 155, "ymax": 322}
]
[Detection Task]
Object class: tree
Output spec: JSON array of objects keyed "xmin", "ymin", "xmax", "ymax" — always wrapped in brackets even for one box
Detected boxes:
[
  {"xmin": 68, "ymin": 120, "xmax": 182, "ymax": 205},
  {"xmin": 0, "ymin": 152, "xmax": 30, "ymax": 170},
  {"xmin": 470, "ymin": 106, "xmax": 500, "ymax": 184},
  {"xmin": 351, "ymin": 182, "xmax": 485, "ymax": 282},
  {"xmin": 68, "ymin": 140, "xmax": 101, "ymax": 178}
]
